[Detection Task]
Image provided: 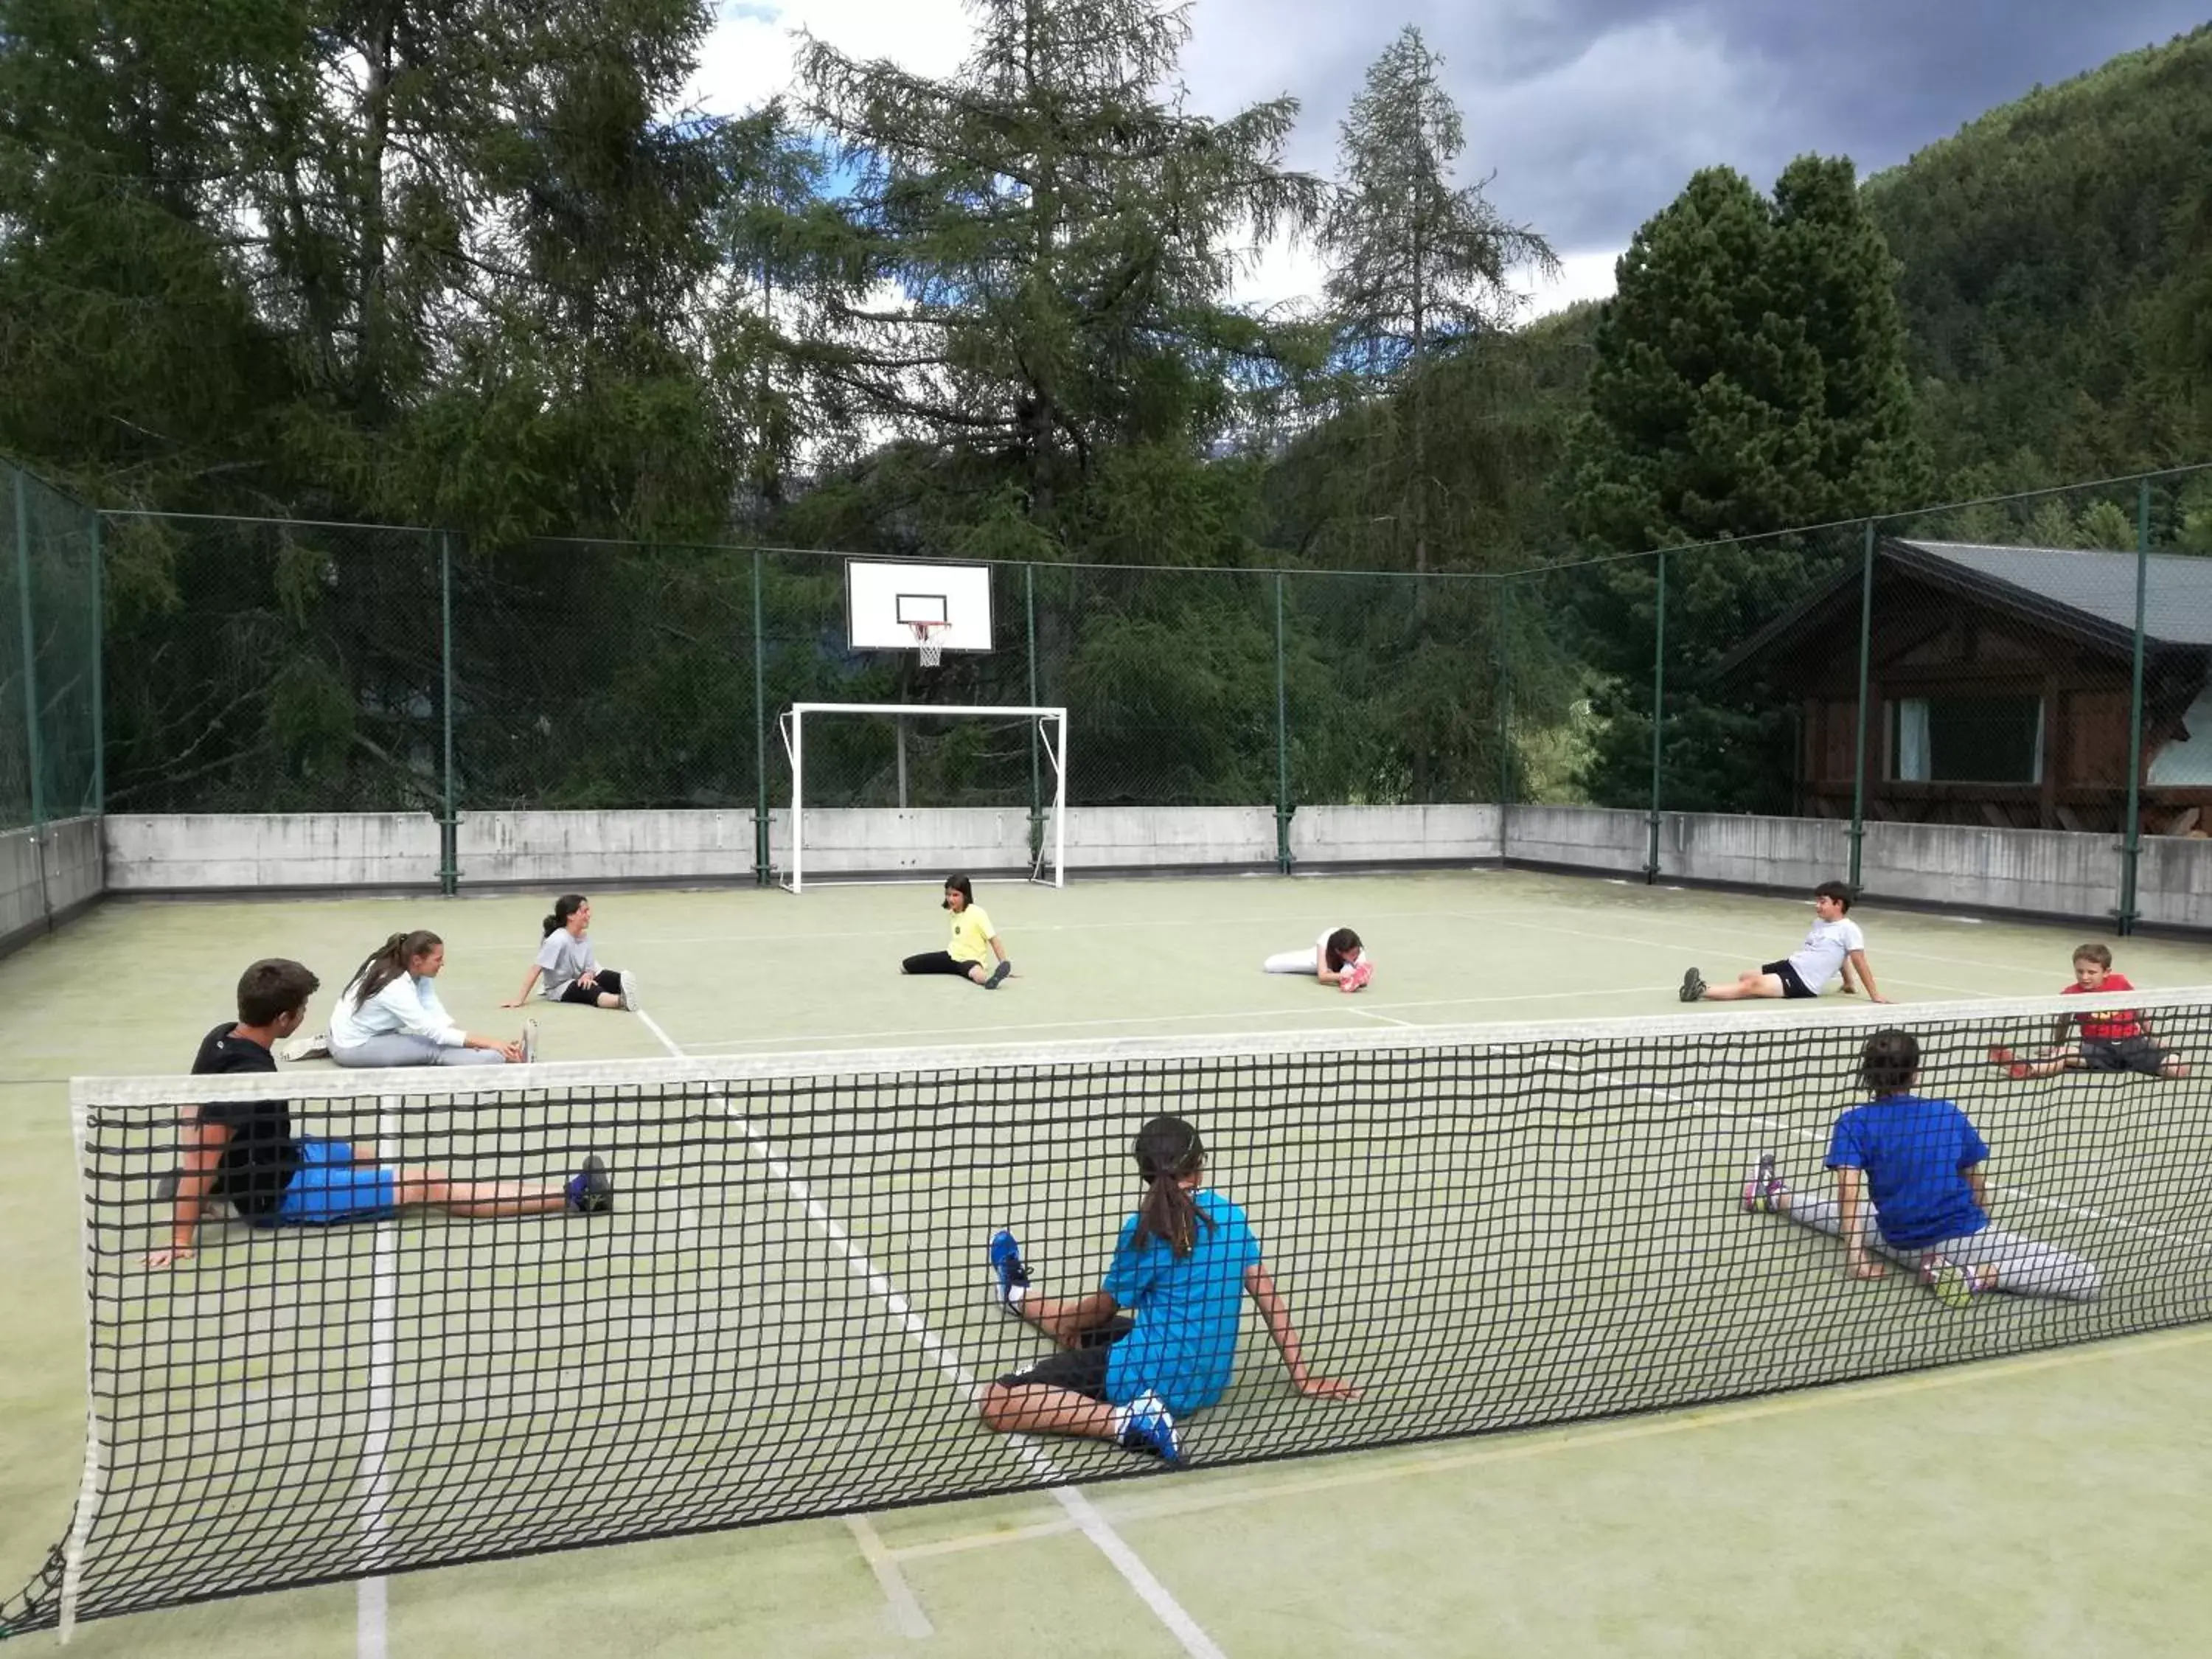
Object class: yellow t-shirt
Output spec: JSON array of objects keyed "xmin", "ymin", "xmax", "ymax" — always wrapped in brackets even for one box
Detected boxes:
[{"xmin": 948, "ymin": 905, "xmax": 995, "ymax": 964}]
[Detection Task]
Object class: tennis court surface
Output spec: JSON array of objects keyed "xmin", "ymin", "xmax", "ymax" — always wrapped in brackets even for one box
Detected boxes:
[{"xmin": 3, "ymin": 868, "xmax": 2210, "ymax": 1658}]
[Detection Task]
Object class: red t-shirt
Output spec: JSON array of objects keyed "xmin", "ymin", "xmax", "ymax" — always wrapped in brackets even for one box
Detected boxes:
[{"xmin": 2062, "ymin": 973, "xmax": 2141, "ymax": 1041}]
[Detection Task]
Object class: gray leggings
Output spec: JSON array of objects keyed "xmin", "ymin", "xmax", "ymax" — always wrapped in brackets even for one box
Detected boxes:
[
  {"xmin": 1781, "ymin": 1192, "xmax": 2100, "ymax": 1301},
  {"xmin": 330, "ymin": 1034, "xmax": 509, "ymax": 1068}
]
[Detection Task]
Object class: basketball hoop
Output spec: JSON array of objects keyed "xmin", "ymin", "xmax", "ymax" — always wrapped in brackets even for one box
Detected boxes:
[{"xmin": 908, "ymin": 620, "xmax": 947, "ymax": 667}]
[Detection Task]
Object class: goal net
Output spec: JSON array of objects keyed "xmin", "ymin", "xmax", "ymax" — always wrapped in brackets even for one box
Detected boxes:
[{"xmin": 773, "ymin": 703, "xmax": 1068, "ymax": 892}]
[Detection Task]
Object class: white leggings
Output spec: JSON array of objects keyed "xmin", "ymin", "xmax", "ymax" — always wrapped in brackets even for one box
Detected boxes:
[
  {"xmin": 1781, "ymin": 1192, "xmax": 2100, "ymax": 1301},
  {"xmin": 331, "ymin": 1035, "xmax": 509, "ymax": 1068},
  {"xmin": 1262, "ymin": 948, "xmax": 1322, "ymax": 975}
]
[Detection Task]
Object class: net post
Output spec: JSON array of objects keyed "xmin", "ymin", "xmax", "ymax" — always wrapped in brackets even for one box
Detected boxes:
[
  {"xmin": 57, "ymin": 1088, "xmax": 106, "ymax": 1641},
  {"xmin": 437, "ymin": 531, "xmax": 459, "ymax": 898},
  {"xmin": 2118, "ymin": 479, "xmax": 2150, "ymax": 936},
  {"xmin": 358, "ymin": 1096, "xmax": 402, "ymax": 1604},
  {"xmin": 1026, "ymin": 565, "xmax": 1043, "ymax": 872},
  {"xmin": 1273, "ymin": 571, "xmax": 1292, "ymax": 874},
  {"xmin": 1644, "ymin": 548, "xmax": 1665, "ymax": 884},
  {"xmin": 752, "ymin": 550, "xmax": 771, "ymax": 887},
  {"xmin": 88, "ymin": 512, "xmax": 103, "ymax": 817},
  {"xmin": 1847, "ymin": 519, "xmax": 1876, "ymax": 896}
]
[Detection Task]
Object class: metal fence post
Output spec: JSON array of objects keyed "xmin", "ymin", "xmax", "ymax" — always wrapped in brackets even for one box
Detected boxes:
[
  {"xmin": 1274, "ymin": 571, "xmax": 1292, "ymax": 874},
  {"xmin": 89, "ymin": 512, "xmax": 104, "ymax": 815},
  {"xmin": 1847, "ymin": 520, "xmax": 1876, "ymax": 894},
  {"xmin": 752, "ymin": 549, "xmax": 771, "ymax": 887},
  {"xmin": 1644, "ymin": 549, "xmax": 1665, "ymax": 884},
  {"xmin": 1026, "ymin": 563, "xmax": 1043, "ymax": 867},
  {"xmin": 437, "ymin": 532, "xmax": 459, "ymax": 896},
  {"xmin": 1495, "ymin": 579, "xmax": 1514, "ymax": 862},
  {"xmin": 2117, "ymin": 481, "xmax": 2151, "ymax": 936},
  {"xmin": 13, "ymin": 470, "xmax": 52, "ymax": 925}
]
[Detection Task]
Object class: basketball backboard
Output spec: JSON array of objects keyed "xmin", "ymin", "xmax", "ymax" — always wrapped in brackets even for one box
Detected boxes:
[{"xmin": 846, "ymin": 560, "xmax": 994, "ymax": 654}]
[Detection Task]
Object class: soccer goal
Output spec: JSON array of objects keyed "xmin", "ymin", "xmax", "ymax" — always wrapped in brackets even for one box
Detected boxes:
[{"xmin": 775, "ymin": 703, "xmax": 1068, "ymax": 893}]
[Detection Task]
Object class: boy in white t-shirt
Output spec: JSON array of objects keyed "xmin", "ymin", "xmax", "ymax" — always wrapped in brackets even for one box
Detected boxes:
[{"xmin": 1680, "ymin": 881, "xmax": 1888, "ymax": 1004}]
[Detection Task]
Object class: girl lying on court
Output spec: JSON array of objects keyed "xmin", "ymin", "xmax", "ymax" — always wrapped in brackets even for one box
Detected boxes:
[
  {"xmin": 503, "ymin": 893, "xmax": 639, "ymax": 1013},
  {"xmin": 1262, "ymin": 925, "xmax": 1370, "ymax": 991},
  {"xmin": 330, "ymin": 929, "xmax": 536, "ymax": 1067},
  {"xmin": 148, "ymin": 959, "xmax": 611, "ymax": 1269},
  {"xmin": 979, "ymin": 1115, "xmax": 1359, "ymax": 1464},
  {"xmin": 901, "ymin": 874, "xmax": 1011, "ymax": 987},
  {"xmin": 1742, "ymin": 1027, "xmax": 2098, "ymax": 1305}
]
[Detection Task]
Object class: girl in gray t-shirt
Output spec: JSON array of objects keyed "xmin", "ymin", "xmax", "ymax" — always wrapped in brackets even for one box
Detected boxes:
[{"xmin": 504, "ymin": 894, "xmax": 639, "ymax": 1012}]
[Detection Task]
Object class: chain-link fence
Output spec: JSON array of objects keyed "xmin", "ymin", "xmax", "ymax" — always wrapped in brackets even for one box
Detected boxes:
[{"xmin": 27, "ymin": 454, "xmax": 2212, "ymax": 925}]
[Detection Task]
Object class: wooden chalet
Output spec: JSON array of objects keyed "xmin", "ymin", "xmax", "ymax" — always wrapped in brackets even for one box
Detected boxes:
[{"xmin": 1717, "ymin": 538, "xmax": 2212, "ymax": 834}]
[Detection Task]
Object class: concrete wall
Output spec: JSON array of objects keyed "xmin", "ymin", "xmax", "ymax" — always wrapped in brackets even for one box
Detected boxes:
[
  {"xmin": 462, "ymin": 810, "xmax": 755, "ymax": 885},
  {"xmin": 0, "ymin": 815, "xmax": 105, "ymax": 948},
  {"xmin": 1662, "ymin": 813, "xmax": 1848, "ymax": 892},
  {"xmin": 105, "ymin": 813, "xmax": 442, "ymax": 891},
  {"xmin": 1500, "ymin": 804, "xmax": 1649, "ymax": 876},
  {"xmin": 779, "ymin": 806, "xmax": 1284, "ymax": 874},
  {"xmin": 1859, "ymin": 821, "xmax": 2122, "ymax": 920},
  {"xmin": 1294, "ymin": 804, "xmax": 1500, "ymax": 865},
  {"xmin": 2134, "ymin": 835, "xmax": 2212, "ymax": 931}
]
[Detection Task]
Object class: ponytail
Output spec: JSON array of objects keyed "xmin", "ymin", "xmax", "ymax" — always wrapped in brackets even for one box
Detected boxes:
[
  {"xmin": 347, "ymin": 930, "xmax": 442, "ymax": 1009},
  {"xmin": 543, "ymin": 893, "xmax": 587, "ymax": 939},
  {"xmin": 1132, "ymin": 1115, "xmax": 1211, "ymax": 1258},
  {"xmin": 1324, "ymin": 928, "xmax": 1362, "ymax": 973}
]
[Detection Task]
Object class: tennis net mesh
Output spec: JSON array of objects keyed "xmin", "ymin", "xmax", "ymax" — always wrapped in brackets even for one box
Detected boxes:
[{"xmin": 7, "ymin": 992, "xmax": 2211, "ymax": 1632}]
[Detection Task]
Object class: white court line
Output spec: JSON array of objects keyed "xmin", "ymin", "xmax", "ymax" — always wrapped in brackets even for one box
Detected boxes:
[
  {"xmin": 1348, "ymin": 1007, "xmax": 1416, "ymax": 1029},
  {"xmin": 616, "ymin": 905, "xmax": 1460, "ymax": 950},
  {"xmin": 355, "ymin": 1097, "xmax": 401, "ymax": 1659},
  {"xmin": 637, "ymin": 1009, "xmax": 1223, "ymax": 1659},
  {"xmin": 844, "ymin": 1516, "xmax": 933, "ymax": 1639}
]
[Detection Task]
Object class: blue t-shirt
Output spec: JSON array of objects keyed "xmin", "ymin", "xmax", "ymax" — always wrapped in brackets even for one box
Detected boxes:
[
  {"xmin": 1101, "ymin": 1189, "xmax": 1262, "ymax": 1416},
  {"xmin": 1825, "ymin": 1093, "xmax": 1991, "ymax": 1249}
]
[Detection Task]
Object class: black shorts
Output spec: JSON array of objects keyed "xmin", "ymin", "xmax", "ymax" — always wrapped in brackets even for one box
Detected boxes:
[
  {"xmin": 995, "ymin": 1315, "xmax": 1134, "ymax": 1401},
  {"xmin": 1761, "ymin": 960, "xmax": 1816, "ymax": 1000},
  {"xmin": 557, "ymin": 968, "xmax": 625, "ymax": 1005},
  {"xmin": 2081, "ymin": 1036, "xmax": 2171, "ymax": 1076}
]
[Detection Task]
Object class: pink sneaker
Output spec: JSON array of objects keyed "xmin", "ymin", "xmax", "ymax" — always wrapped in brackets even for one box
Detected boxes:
[
  {"xmin": 1338, "ymin": 959, "xmax": 1374, "ymax": 994},
  {"xmin": 1741, "ymin": 1152, "xmax": 1787, "ymax": 1214}
]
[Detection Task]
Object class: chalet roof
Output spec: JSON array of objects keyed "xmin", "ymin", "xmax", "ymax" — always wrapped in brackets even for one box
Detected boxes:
[{"xmin": 1714, "ymin": 538, "xmax": 2212, "ymax": 681}]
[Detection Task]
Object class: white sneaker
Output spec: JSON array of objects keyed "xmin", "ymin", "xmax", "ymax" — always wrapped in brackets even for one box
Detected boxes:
[
  {"xmin": 520, "ymin": 1019, "xmax": 539, "ymax": 1064},
  {"xmin": 619, "ymin": 973, "xmax": 640, "ymax": 1014},
  {"xmin": 278, "ymin": 1032, "xmax": 331, "ymax": 1062}
]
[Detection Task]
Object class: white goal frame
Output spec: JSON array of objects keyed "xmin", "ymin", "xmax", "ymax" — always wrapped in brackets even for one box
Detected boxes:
[{"xmin": 776, "ymin": 703, "xmax": 1068, "ymax": 894}]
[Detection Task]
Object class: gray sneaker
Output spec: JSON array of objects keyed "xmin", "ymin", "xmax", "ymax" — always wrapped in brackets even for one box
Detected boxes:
[
  {"xmin": 619, "ymin": 973, "xmax": 640, "ymax": 1014},
  {"xmin": 1679, "ymin": 967, "xmax": 1706, "ymax": 1004},
  {"xmin": 520, "ymin": 1018, "xmax": 539, "ymax": 1064}
]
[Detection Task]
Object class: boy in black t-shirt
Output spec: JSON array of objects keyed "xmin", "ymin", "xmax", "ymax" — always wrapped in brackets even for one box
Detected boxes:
[{"xmin": 150, "ymin": 959, "xmax": 613, "ymax": 1268}]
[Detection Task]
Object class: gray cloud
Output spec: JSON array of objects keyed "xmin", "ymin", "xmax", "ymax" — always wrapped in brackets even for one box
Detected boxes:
[{"xmin": 1183, "ymin": 1, "xmax": 2210, "ymax": 251}]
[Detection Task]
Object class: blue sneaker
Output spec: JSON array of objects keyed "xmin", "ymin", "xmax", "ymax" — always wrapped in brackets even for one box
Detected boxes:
[
  {"xmin": 566, "ymin": 1155, "xmax": 613, "ymax": 1215},
  {"xmin": 1117, "ymin": 1391, "xmax": 1182, "ymax": 1465},
  {"xmin": 988, "ymin": 1228, "xmax": 1030, "ymax": 1309}
]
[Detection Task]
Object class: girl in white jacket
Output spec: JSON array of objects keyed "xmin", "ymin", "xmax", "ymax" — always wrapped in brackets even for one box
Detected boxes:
[{"xmin": 329, "ymin": 931, "xmax": 537, "ymax": 1068}]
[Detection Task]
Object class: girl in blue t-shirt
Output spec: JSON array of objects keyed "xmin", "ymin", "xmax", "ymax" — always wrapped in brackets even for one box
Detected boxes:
[
  {"xmin": 978, "ymin": 1115, "xmax": 1358, "ymax": 1464},
  {"xmin": 1741, "ymin": 1028, "xmax": 2098, "ymax": 1305}
]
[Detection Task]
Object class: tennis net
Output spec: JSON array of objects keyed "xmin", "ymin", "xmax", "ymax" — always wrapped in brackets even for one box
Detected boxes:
[{"xmin": 7, "ymin": 990, "xmax": 2211, "ymax": 1633}]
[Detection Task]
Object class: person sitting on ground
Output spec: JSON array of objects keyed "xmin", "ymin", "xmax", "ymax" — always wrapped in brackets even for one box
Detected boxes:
[
  {"xmin": 330, "ymin": 930, "xmax": 535, "ymax": 1067},
  {"xmin": 503, "ymin": 894, "xmax": 639, "ymax": 1013},
  {"xmin": 978, "ymin": 1114, "xmax": 1358, "ymax": 1465},
  {"xmin": 1261, "ymin": 926, "xmax": 1370, "ymax": 991},
  {"xmin": 900, "ymin": 874, "xmax": 1011, "ymax": 988},
  {"xmin": 148, "ymin": 958, "xmax": 611, "ymax": 1269},
  {"xmin": 1988, "ymin": 942, "xmax": 2188, "ymax": 1080},
  {"xmin": 1741, "ymin": 1027, "xmax": 2098, "ymax": 1306},
  {"xmin": 1681, "ymin": 880, "xmax": 1886, "ymax": 1005}
]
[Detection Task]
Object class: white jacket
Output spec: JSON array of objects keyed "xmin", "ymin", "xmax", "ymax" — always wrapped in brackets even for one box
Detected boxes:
[{"xmin": 330, "ymin": 973, "xmax": 465, "ymax": 1050}]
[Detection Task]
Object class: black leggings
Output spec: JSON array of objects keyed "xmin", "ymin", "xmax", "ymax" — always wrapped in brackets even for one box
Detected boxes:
[
  {"xmin": 902, "ymin": 951, "xmax": 981, "ymax": 978},
  {"xmin": 559, "ymin": 967, "xmax": 626, "ymax": 1005}
]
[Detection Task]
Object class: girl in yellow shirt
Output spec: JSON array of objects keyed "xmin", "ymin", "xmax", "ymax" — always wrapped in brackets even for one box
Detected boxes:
[{"xmin": 901, "ymin": 874, "xmax": 1012, "ymax": 987}]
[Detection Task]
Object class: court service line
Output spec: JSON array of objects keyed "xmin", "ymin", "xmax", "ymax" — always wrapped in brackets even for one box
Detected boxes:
[
  {"xmin": 844, "ymin": 1516, "xmax": 933, "ymax": 1639},
  {"xmin": 618, "ymin": 905, "xmax": 1459, "ymax": 950},
  {"xmin": 634, "ymin": 1009, "xmax": 1224, "ymax": 1659},
  {"xmin": 880, "ymin": 1324, "xmax": 2212, "ymax": 1564}
]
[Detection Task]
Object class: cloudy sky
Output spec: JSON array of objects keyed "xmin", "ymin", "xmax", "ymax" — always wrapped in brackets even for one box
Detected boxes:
[{"xmin": 688, "ymin": 0, "xmax": 2211, "ymax": 316}]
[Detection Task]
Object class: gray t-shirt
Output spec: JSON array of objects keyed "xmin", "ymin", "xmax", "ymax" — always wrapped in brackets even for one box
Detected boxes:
[{"xmin": 535, "ymin": 929, "xmax": 597, "ymax": 999}]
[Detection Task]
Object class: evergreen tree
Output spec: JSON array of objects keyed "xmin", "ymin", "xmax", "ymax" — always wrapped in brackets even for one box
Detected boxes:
[{"xmin": 1568, "ymin": 156, "xmax": 1927, "ymax": 813}]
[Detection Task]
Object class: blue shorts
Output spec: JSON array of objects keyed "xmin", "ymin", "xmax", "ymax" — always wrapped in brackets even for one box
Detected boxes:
[{"xmin": 262, "ymin": 1139, "xmax": 398, "ymax": 1226}]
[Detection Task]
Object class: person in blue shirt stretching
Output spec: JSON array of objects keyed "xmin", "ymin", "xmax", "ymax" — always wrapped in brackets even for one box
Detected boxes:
[
  {"xmin": 1742, "ymin": 1028, "xmax": 2098, "ymax": 1305},
  {"xmin": 978, "ymin": 1115, "xmax": 1359, "ymax": 1464}
]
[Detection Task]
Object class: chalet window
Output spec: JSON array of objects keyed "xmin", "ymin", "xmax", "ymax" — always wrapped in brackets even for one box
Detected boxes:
[{"xmin": 1889, "ymin": 696, "xmax": 2044, "ymax": 785}]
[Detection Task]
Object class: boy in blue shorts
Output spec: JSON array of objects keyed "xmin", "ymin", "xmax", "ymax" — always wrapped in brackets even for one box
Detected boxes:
[
  {"xmin": 977, "ymin": 1115, "xmax": 1357, "ymax": 1464},
  {"xmin": 1740, "ymin": 1028, "xmax": 2097, "ymax": 1305},
  {"xmin": 148, "ymin": 958, "xmax": 613, "ymax": 1270}
]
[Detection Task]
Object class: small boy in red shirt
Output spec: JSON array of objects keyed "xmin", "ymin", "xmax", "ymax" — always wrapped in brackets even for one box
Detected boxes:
[{"xmin": 1989, "ymin": 942, "xmax": 2189, "ymax": 1080}]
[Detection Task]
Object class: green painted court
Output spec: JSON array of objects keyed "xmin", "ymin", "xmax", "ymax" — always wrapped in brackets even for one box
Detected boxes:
[{"xmin": 4, "ymin": 869, "xmax": 2210, "ymax": 1658}]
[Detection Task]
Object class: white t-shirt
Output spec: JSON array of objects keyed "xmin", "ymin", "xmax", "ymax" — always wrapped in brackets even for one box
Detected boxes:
[
  {"xmin": 535, "ymin": 929, "xmax": 597, "ymax": 999},
  {"xmin": 1787, "ymin": 917, "xmax": 1865, "ymax": 991}
]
